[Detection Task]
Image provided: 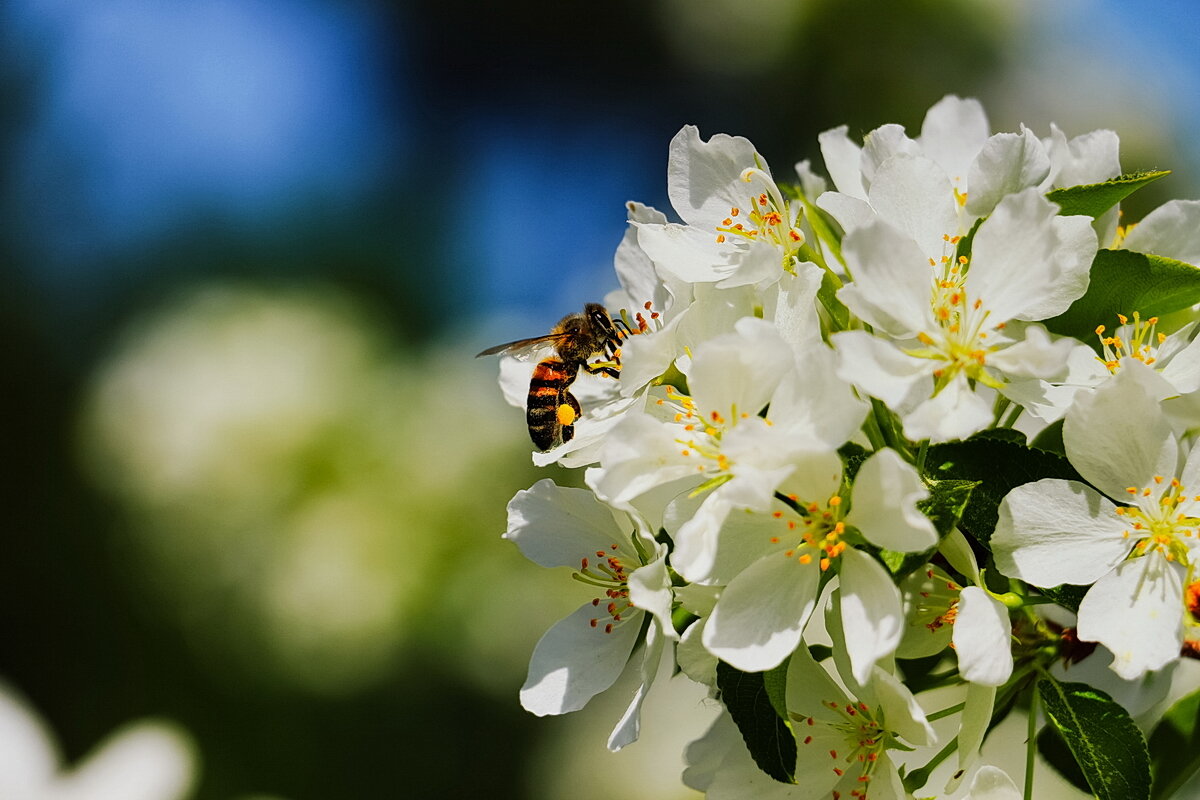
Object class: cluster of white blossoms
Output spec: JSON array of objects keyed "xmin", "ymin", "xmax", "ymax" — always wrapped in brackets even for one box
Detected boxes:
[{"xmin": 490, "ymin": 97, "xmax": 1200, "ymax": 799}]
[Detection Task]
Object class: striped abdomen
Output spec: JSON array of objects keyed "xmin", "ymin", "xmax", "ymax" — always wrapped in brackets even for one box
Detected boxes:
[{"xmin": 527, "ymin": 358, "xmax": 580, "ymax": 451}]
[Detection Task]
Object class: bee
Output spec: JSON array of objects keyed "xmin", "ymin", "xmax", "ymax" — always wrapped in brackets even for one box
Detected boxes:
[{"xmin": 477, "ymin": 303, "xmax": 625, "ymax": 451}]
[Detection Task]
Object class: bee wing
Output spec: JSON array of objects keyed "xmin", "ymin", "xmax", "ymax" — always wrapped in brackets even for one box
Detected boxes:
[{"xmin": 475, "ymin": 332, "xmax": 568, "ymax": 360}]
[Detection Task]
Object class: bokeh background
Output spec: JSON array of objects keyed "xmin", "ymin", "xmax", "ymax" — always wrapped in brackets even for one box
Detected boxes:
[{"xmin": 3, "ymin": 0, "xmax": 1200, "ymax": 797}]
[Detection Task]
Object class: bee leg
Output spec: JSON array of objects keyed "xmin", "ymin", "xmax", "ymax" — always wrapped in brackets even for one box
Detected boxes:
[
  {"xmin": 558, "ymin": 392, "xmax": 583, "ymax": 443},
  {"xmin": 582, "ymin": 362, "xmax": 621, "ymax": 380}
]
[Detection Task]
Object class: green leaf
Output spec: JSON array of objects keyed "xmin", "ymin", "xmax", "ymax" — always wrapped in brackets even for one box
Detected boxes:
[
  {"xmin": 1044, "ymin": 249, "xmax": 1200, "ymax": 342},
  {"xmin": 1046, "ymin": 170, "xmax": 1170, "ymax": 218},
  {"xmin": 925, "ymin": 436, "xmax": 1081, "ymax": 546},
  {"xmin": 1149, "ymin": 686, "xmax": 1200, "ymax": 799},
  {"xmin": 1030, "ymin": 419, "xmax": 1066, "ymax": 455},
  {"xmin": 1040, "ymin": 583, "xmax": 1088, "ymax": 613},
  {"xmin": 879, "ymin": 478, "xmax": 978, "ymax": 579},
  {"xmin": 817, "ymin": 268, "xmax": 851, "ymax": 332},
  {"xmin": 1038, "ymin": 677, "xmax": 1151, "ymax": 800},
  {"xmin": 1038, "ymin": 722, "xmax": 1093, "ymax": 794},
  {"xmin": 837, "ymin": 441, "xmax": 870, "ymax": 484},
  {"xmin": 716, "ymin": 661, "xmax": 796, "ymax": 784}
]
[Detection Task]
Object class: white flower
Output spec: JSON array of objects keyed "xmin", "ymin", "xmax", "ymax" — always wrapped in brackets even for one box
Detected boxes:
[
  {"xmin": 897, "ymin": 564, "xmax": 1013, "ymax": 687},
  {"xmin": 635, "ymin": 125, "xmax": 808, "ymax": 289},
  {"xmin": 0, "ymin": 681, "xmax": 195, "ymax": 800},
  {"xmin": 701, "ymin": 447, "xmax": 937, "ymax": 678},
  {"xmin": 786, "ymin": 645, "xmax": 935, "ymax": 800},
  {"xmin": 818, "ymin": 95, "xmax": 1051, "ymax": 238},
  {"xmin": 504, "ymin": 479, "xmax": 674, "ymax": 750},
  {"xmin": 831, "ymin": 187, "xmax": 1095, "ymax": 442},
  {"xmin": 993, "ymin": 366, "xmax": 1200, "ymax": 679}
]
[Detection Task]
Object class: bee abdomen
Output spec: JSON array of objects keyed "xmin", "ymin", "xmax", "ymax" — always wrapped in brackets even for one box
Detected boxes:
[{"xmin": 527, "ymin": 359, "xmax": 574, "ymax": 451}]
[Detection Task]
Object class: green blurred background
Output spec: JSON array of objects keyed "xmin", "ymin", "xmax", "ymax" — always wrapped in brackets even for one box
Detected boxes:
[{"xmin": 3, "ymin": 0, "xmax": 1199, "ymax": 797}]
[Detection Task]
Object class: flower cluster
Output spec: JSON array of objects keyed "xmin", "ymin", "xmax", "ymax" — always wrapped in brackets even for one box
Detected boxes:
[{"xmin": 490, "ymin": 97, "xmax": 1200, "ymax": 799}]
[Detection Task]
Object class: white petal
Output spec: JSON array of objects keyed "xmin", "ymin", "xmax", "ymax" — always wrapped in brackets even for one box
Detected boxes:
[
  {"xmin": 704, "ymin": 550, "xmax": 821, "ymax": 671},
  {"xmin": 677, "ymin": 616, "xmax": 719, "ymax": 686},
  {"xmin": 952, "ymin": 684, "xmax": 998, "ymax": 790},
  {"xmin": 689, "ymin": 317, "xmax": 793, "ymax": 418},
  {"xmin": 838, "ymin": 219, "xmax": 934, "ymax": 337},
  {"xmin": 588, "ymin": 413, "xmax": 697, "ymax": 509},
  {"xmin": 832, "ymin": 330, "xmax": 930, "ymax": 411},
  {"xmin": 989, "ymin": 324, "xmax": 1076, "ymax": 381},
  {"xmin": 861, "ymin": 123, "xmax": 920, "ymax": 187},
  {"xmin": 992, "ymin": 479, "xmax": 1130, "ymax": 586},
  {"xmin": 1160, "ymin": 333, "xmax": 1200, "ymax": 394},
  {"xmin": 794, "ymin": 158, "xmax": 828, "ymax": 199},
  {"xmin": 628, "ymin": 551, "xmax": 676, "ymax": 639},
  {"xmin": 818, "ymin": 125, "xmax": 867, "ymax": 200},
  {"xmin": 1045, "ymin": 124, "xmax": 1121, "ymax": 188},
  {"xmin": 966, "ymin": 189, "xmax": 1091, "ymax": 323},
  {"xmin": 768, "ymin": 344, "xmax": 869, "ymax": 450},
  {"xmin": 606, "ymin": 624, "xmax": 665, "ymax": 751},
  {"xmin": 919, "ymin": 95, "xmax": 990, "ymax": 185},
  {"xmin": 966, "ymin": 765, "xmax": 1022, "ymax": 800},
  {"xmin": 815, "ymin": 191, "xmax": 876, "ymax": 234},
  {"xmin": 635, "ymin": 222, "xmax": 737, "ymax": 284},
  {"xmin": 901, "ymin": 375, "xmax": 992, "ymax": 443},
  {"xmin": 1064, "ymin": 364, "xmax": 1178, "ymax": 498},
  {"xmin": 964, "ymin": 127, "xmax": 1050, "ymax": 217},
  {"xmin": 612, "ymin": 201, "xmax": 672, "ymax": 312},
  {"xmin": 762, "ymin": 262, "xmax": 824, "ymax": 353},
  {"xmin": 839, "ymin": 548, "xmax": 904, "ymax": 685},
  {"xmin": 953, "ymin": 587, "xmax": 1013, "ymax": 686},
  {"xmin": 504, "ymin": 479, "xmax": 632, "ymax": 569},
  {"xmin": 519, "ymin": 603, "xmax": 642, "ymax": 715},
  {"xmin": 52, "ymin": 724, "xmax": 195, "ymax": 800},
  {"xmin": 869, "ymin": 666, "xmax": 935, "ymax": 747},
  {"xmin": 0, "ymin": 684, "xmax": 59, "ymax": 796},
  {"xmin": 850, "ymin": 448, "xmax": 937, "ymax": 551},
  {"xmin": 1077, "ymin": 553, "xmax": 1185, "ymax": 680},
  {"xmin": 867, "ymin": 154, "xmax": 959, "ymax": 260},
  {"xmin": 1121, "ymin": 199, "xmax": 1200, "ymax": 266},
  {"xmin": 668, "ymin": 125, "xmax": 763, "ymax": 228}
]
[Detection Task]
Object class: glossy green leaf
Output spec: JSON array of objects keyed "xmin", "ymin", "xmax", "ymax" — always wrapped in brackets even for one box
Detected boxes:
[
  {"xmin": 1149, "ymin": 686, "xmax": 1200, "ymax": 799},
  {"xmin": 1044, "ymin": 249, "xmax": 1200, "ymax": 342},
  {"xmin": 1038, "ymin": 677, "xmax": 1151, "ymax": 800},
  {"xmin": 1046, "ymin": 170, "xmax": 1170, "ymax": 218},
  {"xmin": 925, "ymin": 436, "xmax": 1081, "ymax": 547},
  {"xmin": 716, "ymin": 661, "xmax": 796, "ymax": 784}
]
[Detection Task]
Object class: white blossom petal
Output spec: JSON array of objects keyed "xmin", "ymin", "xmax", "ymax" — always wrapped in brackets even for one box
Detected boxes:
[
  {"xmin": 901, "ymin": 375, "xmax": 992, "ymax": 443},
  {"xmin": 839, "ymin": 548, "xmax": 904, "ymax": 685},
  {"xmin": 819, "ymin": 125, "xmax": 867, "ymax": 200},
  {"xmin": 668, "ymin": 125, "xmax": 763, "ymax": 229},
  {"xmin": 1121, "ymin": 199, "xmax": 1200, "ymax": 266},
  {"xmin": 1076, "ymin": 552, "xmax": 1185, "ymax": 680},
  {"xmin": 505, "ymin": 479, "xmax": 638, "ymax": 569},
  {"xmin": 838, "ymin": 220, "xmax": 935, "ymax": 337},
  {"xmin": 867, "ymin": 154, "xmax": 959, "ymax": 260},
  {"xmin": 849, "ymin": 448, "xmax": 937, "ymax": 552},
  {"xmin": 919, "ymin": 95, "xmax": 990, "ymax": 185},
  {"xmin": 966, "ymin": 765, "xmax": 1022, "ymax": 800},
  {"xmin": 704, "ymin": 550, "xmax": 821, "ymax": 671},
  {"xmin": 993, "ymin": 479, "xmax": 1130, "ymax": 586},
  {"xmin": 1064, "ymin": 364, "xmax": 1178, "ymax": 498},
  {"xmin": 964, "ymin": 128, "xmax": 1050, "ymax": 217},
  {"xmin": 51, "ymin": 724, "xmax": 195, "ymax": 800},
  {"xmin": 606, "ymin": 624, "xmax": 666, "ymax": 751},
  {"xmin": 520, "ymin": 603, "xmax": 642, "ymax": 716},
  {"xmin": 953, "ymin": 587, "xmax": 1013, "ymax": 686},
  {"xmin": 832, "ymin": 330, "xmax": 931, "ymax": 411}
]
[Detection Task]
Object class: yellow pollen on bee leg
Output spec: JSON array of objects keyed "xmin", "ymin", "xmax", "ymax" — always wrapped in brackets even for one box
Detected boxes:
[{"xmin": 557, "ymin": 404, "xmax": 577, "ymax": 426}]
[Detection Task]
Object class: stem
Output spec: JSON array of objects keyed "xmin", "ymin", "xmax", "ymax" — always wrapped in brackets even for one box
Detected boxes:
[
  {"xmin": 862, "ymin": 410, "xmax": 887, "ymax": 451},
  {"xmin": 1002, "ymin": 403, "xmax": 1024, "ymax": 429},
  {"xmin": 926, "ymin": 701, "xmax": 965, "ymax": 722},
  {"xmin": 1024, "ymin": 685, "xmax": 1039, "ymax": 800},
  {"xmin": 990, "ymin": 394, "xmax": 1011, "ymax": 428},
  {"xmin": 915, "ymin": 439, "xmax": 929, "ymax": 474},
  {"xmin": 902, "ymin": 736, "xmax": 959, "ymax": 793}
]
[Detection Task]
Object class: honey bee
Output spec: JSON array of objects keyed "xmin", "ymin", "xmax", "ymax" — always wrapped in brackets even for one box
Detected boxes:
[{"xmin": 477, "ymin": 303, "xmax": 625, "ymax": 451}]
